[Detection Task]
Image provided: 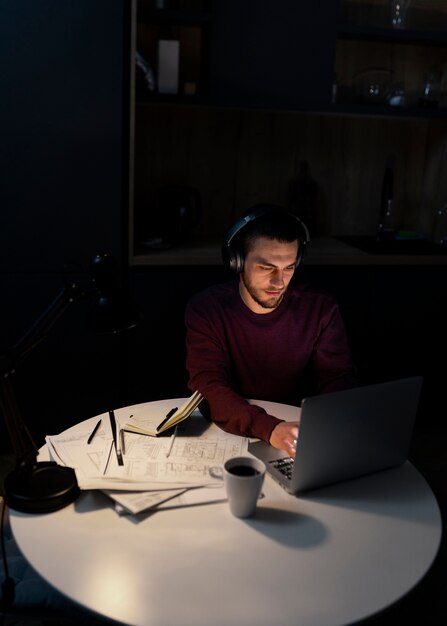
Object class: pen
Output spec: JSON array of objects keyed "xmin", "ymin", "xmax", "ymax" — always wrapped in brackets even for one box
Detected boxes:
[
  {"xmin": 166, "ymin": 425, "xmax": 178, "ymax": 458},
  {"xmin": 109, "ymin": 409, "xmax": 124, "ymax": 466},
  {"xmin": 120, "ymin": 428, "xmax": 125, "ymax": 455},
  {"xmin": 156, "ymin": 406, "xmax": 178, "ymax": 432},
  {"xmin": 87, "ymin": 419, "xmax": 102, "ymax": 444}
]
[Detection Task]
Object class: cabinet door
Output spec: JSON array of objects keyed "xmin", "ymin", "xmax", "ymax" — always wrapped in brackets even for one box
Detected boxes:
[{"xmin": 210, "ymin": 0, "xmax": 337, "ymax": 110}]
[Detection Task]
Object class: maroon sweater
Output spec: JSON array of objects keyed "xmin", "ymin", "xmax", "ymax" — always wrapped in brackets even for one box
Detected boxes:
[{"xmin": 185, "ymin": 279, "xmax": 357, "ymax": 442}]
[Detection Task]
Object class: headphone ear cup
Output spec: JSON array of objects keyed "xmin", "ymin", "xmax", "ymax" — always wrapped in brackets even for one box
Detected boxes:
[
  {"xmin": 225, "ymin": 246, "xmax": 243, "ymax": 273},
  {"xmin": 233, "ymin": 248, "xmax": 244, "ymax": 273}
]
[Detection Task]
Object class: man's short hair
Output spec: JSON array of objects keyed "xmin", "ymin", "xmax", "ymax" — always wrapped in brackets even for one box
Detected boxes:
[{"xmin": 239, "ymin": 204, "xmax": 305, "ymax": 254}]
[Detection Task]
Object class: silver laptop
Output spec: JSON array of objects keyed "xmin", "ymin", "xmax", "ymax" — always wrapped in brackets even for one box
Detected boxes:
[{"xmin": 249, "ymin": 376, "xmax": 423, "ymax": 494}]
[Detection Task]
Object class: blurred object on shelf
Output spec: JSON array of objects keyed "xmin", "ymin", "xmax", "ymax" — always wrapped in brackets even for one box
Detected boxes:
[
  {"xmin": 388, "ymin": 82, "xmax": 407, "ymax": 106},
  {"xmin": 184, "ymin": 81, "xmax": 197, "ymax": 95},
  {"xmin": 332, "ymin": 73, "xmax": 338, "ymax": 104},
  {"xmin": 419, "ymin": 67, "xmax": 442, "ymax": 109},
  {"xmin": 157, "ymin": 39, "xmax": 180, "ymax": 94},
  {"xmin": 289, "ymin": 161, "xmax": 319, "ymax": 237},
  {"xmin": 432, "ymin": 204, "xmax": 447, "ymax": 247},
  {"xmin": 353, "ymin": 67, "xmax": 394, "ymax": 104},
  {"xmin": 141, "ymin": 184, "xmax": 202, "ymax": 249},
  {"xmin": 389, "ymin": 0, "xmax": 412, "ymax": 29},
  {"xmin": 135, "ymin": 51, "xmax": 156, "ymax": 92},
  {"xmin": 377, "ymin": 163, "xmax": 395, "ymax": 241}
]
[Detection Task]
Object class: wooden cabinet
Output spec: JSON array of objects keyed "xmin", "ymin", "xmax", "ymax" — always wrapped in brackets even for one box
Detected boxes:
[{"xmin": 130, "ymin": 0, "xmax": 447, "ymax": 260}]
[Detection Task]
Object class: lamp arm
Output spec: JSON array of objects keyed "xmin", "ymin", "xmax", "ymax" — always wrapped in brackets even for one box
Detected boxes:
[
  {"xmin": 11, "ymin": 282, "xmax": 87, "ymax": 370},
  {"xmin": 0, "ymin": 282, "xmax": 88, "ymax": 457}
]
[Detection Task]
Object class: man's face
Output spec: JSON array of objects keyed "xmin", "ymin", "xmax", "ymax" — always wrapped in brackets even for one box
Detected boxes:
[{"xmin": 239, "ymin": 237, "xmax": 299, "ymax": 314}]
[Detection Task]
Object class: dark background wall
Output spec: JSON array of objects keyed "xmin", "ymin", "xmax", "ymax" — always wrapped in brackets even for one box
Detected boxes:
[{"xmin": 0, "ymin": 0, "xmax": 131, "ymax": 450}]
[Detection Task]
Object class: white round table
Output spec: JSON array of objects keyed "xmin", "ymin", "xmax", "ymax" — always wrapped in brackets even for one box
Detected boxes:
[{"xmin": 9, "ymin": 399, "xmax": 442, "ymax": 626}]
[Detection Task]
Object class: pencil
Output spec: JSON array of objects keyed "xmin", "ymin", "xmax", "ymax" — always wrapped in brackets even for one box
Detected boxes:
[
  {"xmin": 87, "ymin": 419, "xmax": 102, "ymax": 444},
  {"xmin": 166, "ymin": 425, "xmax": 178, "ymax": 458}
]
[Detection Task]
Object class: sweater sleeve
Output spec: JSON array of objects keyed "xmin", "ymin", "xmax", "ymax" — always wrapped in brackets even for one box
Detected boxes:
[{"xmin": 185, "ymin": 297, "xmax": 282, "ymax": 442}]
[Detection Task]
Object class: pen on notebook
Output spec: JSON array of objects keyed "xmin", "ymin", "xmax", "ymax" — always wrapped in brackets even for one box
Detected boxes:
[
  {"xmin": 156, "ymin": 406, "xmax": 178, "ymax": 432},
  {"xmin": 166, "ymin": 425, "xmax": 178, "ymax": 458},
  {"xmin": 87, "ymin": 419, "xmax": 102, "ymax": 444}
]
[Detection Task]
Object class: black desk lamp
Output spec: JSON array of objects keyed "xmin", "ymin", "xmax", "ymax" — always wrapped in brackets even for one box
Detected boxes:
[{"xmin": 0, "ymin": 253, "xmax": 139, "ymax": 514}]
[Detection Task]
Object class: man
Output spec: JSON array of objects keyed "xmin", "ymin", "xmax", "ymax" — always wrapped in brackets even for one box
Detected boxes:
[{"xmin": 185, "ymin": 205, "xmax": 357, "ymax": 458}]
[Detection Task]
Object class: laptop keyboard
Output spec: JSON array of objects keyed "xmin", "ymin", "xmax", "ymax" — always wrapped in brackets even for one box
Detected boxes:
[{"xmin": 270, "ymin": 457, "xmax": 294, "ymax": 480}]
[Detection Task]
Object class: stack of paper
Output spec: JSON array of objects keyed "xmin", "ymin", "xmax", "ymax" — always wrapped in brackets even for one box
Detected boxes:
[
  {"xmin": 45, "ymin": 394, "xmax": 248, "ymax": 516},
  {"xmin": 104, "ymin": 485, "xmax": 228, "ymax": 516}
]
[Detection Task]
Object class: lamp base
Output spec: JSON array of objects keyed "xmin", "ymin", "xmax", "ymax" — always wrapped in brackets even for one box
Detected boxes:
[{"xmin": 4, "ymin": 461, "xmax": 80, "ymax": 514}]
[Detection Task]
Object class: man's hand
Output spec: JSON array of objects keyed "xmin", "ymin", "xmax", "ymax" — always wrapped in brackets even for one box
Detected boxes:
[{"xmin": 269, "ymin": 421, "xmax": 299, "ymax": 459}]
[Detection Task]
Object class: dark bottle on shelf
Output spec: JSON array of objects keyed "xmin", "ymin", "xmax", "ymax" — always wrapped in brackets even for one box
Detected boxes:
[{"xmin": 289, "ymin": 160, "xmax": 319, "ymax": 237}]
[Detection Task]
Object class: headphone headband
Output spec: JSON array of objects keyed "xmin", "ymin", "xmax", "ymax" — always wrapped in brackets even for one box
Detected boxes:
[{"xmin": 222, "ymin": 206, "xmax": 310, "ymax": 273}]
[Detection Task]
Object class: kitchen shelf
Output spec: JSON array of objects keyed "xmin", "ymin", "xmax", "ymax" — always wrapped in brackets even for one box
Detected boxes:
[
  {"xmin": 330, "ymin": 99, "xmax": 447, "ymax": 119},
  {"xmin": 132, "ymin": 237, "xmax": 447, "ymax": 267},
  {"xmin": 337, "ymin": 24, "xmax": 447, "ymax": 48},
  {"xmin": 133, "ymin": 96, "xmax": 447, "ymax": 119},
  {"xmin": 135, "ymin": 91, "xmax": 212, "ymax": 105},
  {"xmin": 137, "ymin": 7, "xmax": 212, "ymax": 24}
]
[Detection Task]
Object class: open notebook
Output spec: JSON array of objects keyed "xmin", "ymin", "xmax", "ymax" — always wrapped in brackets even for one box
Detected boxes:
[{"xmin": 124, "ymin": 390, "xmax": 203, "ymax": 436}]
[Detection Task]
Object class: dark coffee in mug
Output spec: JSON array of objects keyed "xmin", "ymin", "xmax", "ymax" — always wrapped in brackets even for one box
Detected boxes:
[{"xmin": 228, "ymin": 465, "xmax": 260, "ymax": 477}]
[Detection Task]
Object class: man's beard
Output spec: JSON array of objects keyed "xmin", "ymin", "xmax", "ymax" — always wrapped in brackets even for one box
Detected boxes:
[{"xmin": 241, "ymin": 273, "xmax": 284, "ymax": 310}]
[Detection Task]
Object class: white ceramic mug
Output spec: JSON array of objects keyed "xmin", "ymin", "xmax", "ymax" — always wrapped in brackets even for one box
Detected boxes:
[{"xmin": 223, "ymin": 456, "xmax": 266, "ymax": 518}]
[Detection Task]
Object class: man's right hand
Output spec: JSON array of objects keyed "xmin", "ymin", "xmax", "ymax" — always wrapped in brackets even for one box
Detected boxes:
[{"xmin": 269, "ymin": 421, "xmax": 299, "ymax": 459}]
